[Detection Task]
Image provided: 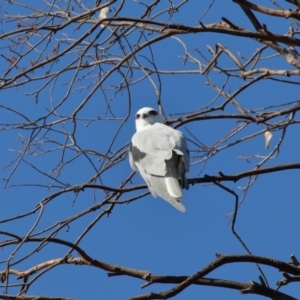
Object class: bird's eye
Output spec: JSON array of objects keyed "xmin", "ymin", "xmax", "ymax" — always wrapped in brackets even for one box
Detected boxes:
[
  {"xmin": 149, "ymin": 110, "xmax": 158, "ymax": 116},
  {"xmin": 136, "ymin": 114, "xmax": 140, "ymax": 119}
]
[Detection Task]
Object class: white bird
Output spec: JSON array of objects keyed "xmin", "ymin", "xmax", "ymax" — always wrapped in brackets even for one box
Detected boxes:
[
  {"xmin": 99, "ymin": 7, "xmax": 111, "ymax": 28},
  {"xmin": 129, "ymin": 107, "xmax": 190, "ymax": 212},
  {"xmin": 264, "ymin": 130, "xmax": 273, "ymax": 149}
]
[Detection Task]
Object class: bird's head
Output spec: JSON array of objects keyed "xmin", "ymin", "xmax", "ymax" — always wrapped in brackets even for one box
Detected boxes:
[{"xmin": 135, "ymin": 107, "xmax": 164, "ymax": 131}]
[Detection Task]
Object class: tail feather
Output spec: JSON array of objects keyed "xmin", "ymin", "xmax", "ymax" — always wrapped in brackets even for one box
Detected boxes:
[
  {"xmin": 149, "ymin": 175, "xmax": 186, "ymax": 212},
  {"xmin": 165, "ymin": 171, "xmax": 183, "ymax": 199},
  {"xmin": 138, "ymin": 154, "xmax": 187, "ymax": 212},
  {"xmin": 170, "ymin": 200, "xmax": 186, "ymax": 212}
]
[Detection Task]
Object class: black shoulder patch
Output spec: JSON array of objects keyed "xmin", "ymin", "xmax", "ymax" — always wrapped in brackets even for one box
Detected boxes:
[{"xmin": 130, "ymin": 143, "xmax": 146, "ymax": 162}]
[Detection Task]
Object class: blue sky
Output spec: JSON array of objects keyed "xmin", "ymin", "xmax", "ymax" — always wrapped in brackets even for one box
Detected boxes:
[{"xmin": 0, "ymin": 1, "xmax": 300, "ymax": 299}]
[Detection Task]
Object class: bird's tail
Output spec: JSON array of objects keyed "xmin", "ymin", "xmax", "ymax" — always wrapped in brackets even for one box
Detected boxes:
[
  {"xmin": 167, "ymin": 198, "xmax": 186, "ymax": 212},
  {"xmin": 165, "ymin": 176, "xmax": 183, "ymax": 199},
  {"xmin": 165, "ymin": 161, "xmax": 185, "ymax": 212}
]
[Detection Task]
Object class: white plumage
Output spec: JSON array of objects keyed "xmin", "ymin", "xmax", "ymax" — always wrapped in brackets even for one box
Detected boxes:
[
  {"xmin": 129, "ymin": 107, "xmax": 190, "ymax": 212},
  {"xmin": 99, "ymin": 7, "xmax": 111, "ymax": 28}
]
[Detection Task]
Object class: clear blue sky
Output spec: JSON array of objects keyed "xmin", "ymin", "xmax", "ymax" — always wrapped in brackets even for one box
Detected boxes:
[{"xmin": 0, "ymin": 1, "xmax": 299, "ymax": 299}]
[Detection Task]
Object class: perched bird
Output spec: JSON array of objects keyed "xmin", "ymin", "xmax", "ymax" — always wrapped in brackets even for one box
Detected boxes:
[
  {"xmin": 129, "ymin": 107, "xmax": 190, "ymax": 212},
  {"xmin": 99, "ymin": 7, "xmax": 111, "ymax": 28},
  {"xmin": 264, "ymin": 130, "xmax": 273, "ymax": 149}
]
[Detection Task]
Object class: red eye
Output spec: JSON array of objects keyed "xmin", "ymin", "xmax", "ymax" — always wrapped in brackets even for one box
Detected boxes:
[
  {"xmin": 136, "ymin": 114, "xmax": 140, "ymax": 119},
  {"xmin": 149, "ymin": 110, "xmax": 158, "ymax": 116}
]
